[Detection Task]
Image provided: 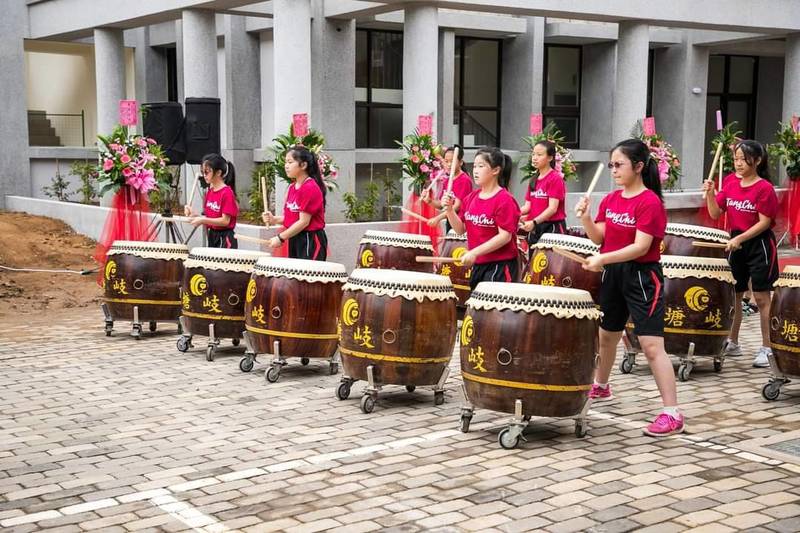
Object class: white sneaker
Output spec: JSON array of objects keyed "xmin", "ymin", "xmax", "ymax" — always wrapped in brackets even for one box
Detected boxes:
[
  {"xmin": 753, "ymin": 347, "xmax": 771, "ymax": 368},
  {"xmin": 722, "ymin": 339, "xmax": 743, "ymax": 357}
]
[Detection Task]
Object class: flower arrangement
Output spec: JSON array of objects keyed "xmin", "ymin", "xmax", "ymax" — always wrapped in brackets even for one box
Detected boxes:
[
  {"xmin": 519, "ymin": 122, "xmax": 577, "ymax": 183},
  {"xmin": 768, "ymin": 121, "xmax": 800, "ymax": 180},
  {"xmin": 710, "ymin": 122, "xmax": 743, "ymax": 175},
  {"xmin": 261, "ymin": 124, "xmax": 339, "ymax": 191},
  {"xmin": 633, "ymin": 121, "xmax": 682, "ymax": 190},
  {"xmin": 97, "ymin": 125, "xmax": 170, "ymax": 198},
  {"xmin": 396, "ymin": 129, "xmax": 444, "ymax": 193}
]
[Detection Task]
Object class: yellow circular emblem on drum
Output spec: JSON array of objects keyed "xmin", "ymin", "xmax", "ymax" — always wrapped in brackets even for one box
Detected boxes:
[
  {"xmin": 245, "ymin": 278, "xmax": 257, "ymax": 303},
  {"xmin": 532, "ymin": 251, "xmax": 548, "ymax": 274},
  {"xmin": 342, "ymin": 298, "xmax": 360, "ymax": 326},
  {"xmin": 104, "ymin": 260, "xmax": 117, "ymax": 280},
  {"xmin": 684, "ymin": 285, "xmax": 710, "ymax": 312},
  {"xmin": 461, "ymin": 315, "xmax": 474, "ymax": 346},
  {"xmin": 189, "ymin": 273, "xmax": 208, "ymax": 296},
  {"xmin": 360, "ymin": 249, "xmax": 374, "ymax": 267},
  {"xmin": 660, "ymin": 241, "xmax": 666, "ymax": 254},
  {"xmin": 452, "ymin": 247, "xmax": 467, "ymax": 267}
]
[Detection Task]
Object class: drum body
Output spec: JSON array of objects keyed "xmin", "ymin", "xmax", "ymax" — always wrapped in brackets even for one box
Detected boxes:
[
  {"xmin": 770, "ymin": 267, "xmax": 800, "ymax": 376},
  {"xmin": 356, "ymin": 230, "xmax": 434, "ymax": 272},
  {"xmin": 626, "ymin": 256, "xmax": 735, "ymax": 356},
  {"xmin": 462, "ymin": 283, "xmax": 600, "ymax": 418},
  {"xmin": 245, "ymin": 258, "xmax": 348, "ymax": 358},
  {"xmin": 339, "ymin": 269, "xmax": 457, "ymax": 386},
  {"xmin": 662, "ymin": 223, "xmax": 730, "ymax": 259},
  {"xmin": 181, "ymin": 249, "xmax": 270, "ymax": 339},
  {"xmin": 524, "ymin": 234, "xmax": 601, "ymax": 301},
  {"xmin": 103, "ymin": 241, "xmax": 188, "ymax": 321},
  {"xmin": 437, "ymin": 231, "xmax": 471, "ymax": 307}
]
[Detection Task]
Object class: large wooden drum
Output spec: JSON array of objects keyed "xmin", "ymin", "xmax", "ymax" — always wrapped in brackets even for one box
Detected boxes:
[
  {"xmin": 103, "ymin": 241, "xmax": 188, "ymax": 322},
  {"xmin": 524, "ymin": 233, "xmax": 601, "ymax": 301},
  {"xmin": 436, "ymin": 230, "xmax": 471, "ymax": 307},
  {"xmin": 663, "ymin": 223, "xmax": 730, "ymax": 258},
  {"xmin": 769, "ymin": 266, "xmax": 800, "ymax": 376},
  {"xmin": 356, "ymin": 230, "xmax": 434, "ymax": 272},
  {"xmin": 339, "ymin": 269, "xmax": 457, "ymax": 389},
  {"xmin": 461, "ymin": 283, "xmax": 599, "ymax": 419},
  {"xmin": 245, "ymin": 257, "xmax": 348, "ymax": 361},
  {"xmin": 181, "ymin": 248, "xmax": 270, "ymax": 340}
]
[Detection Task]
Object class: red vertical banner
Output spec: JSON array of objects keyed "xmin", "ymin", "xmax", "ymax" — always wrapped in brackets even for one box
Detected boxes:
[
  {"xmin": 292, "ymin": 113, "xmax": 309, "ymax": 137},
  {"xmin": 529, "ymin": 113, "xmax": 543, "ymax": 135},
  {"xmin": 642, "ymin": 116, "xmax": 656, "ymax": 136},
  {"xmin": 417, "ymin": 114, "xmax": 433, "ymax": 136},
  {"xmin": 119, "ymin": 100, "xmax": 138, "ymax": 126}
]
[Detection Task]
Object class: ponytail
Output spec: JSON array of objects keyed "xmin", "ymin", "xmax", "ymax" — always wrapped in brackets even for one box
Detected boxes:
[
  {"xmin": 500, "ymin": 154, "xmax": 513, "ymax": 189},
  {"xmin": 611, "ymin": 139, "xmax": 663, "ymax": 202},
  {"xmin": 642, "ymin": 157, "xmax": 663, "ymax": 201},
  {"xmin": 287, "ymin": 145, "xmax": 327, "ymax": 207}
]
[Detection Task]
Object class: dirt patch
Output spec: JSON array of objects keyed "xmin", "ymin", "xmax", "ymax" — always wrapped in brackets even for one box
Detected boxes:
[{"xmin": 0, "ymin": 211, "xmax": 102, "ymax": 322}]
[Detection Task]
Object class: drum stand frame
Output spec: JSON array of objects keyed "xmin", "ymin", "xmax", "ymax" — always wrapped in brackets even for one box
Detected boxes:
[
  {"xmin": 336, "ymin": 365, "xmax": 449, "ymax": 414},
  {"xmin": 620, "ymin": 335, "xmax": 725, "ymax": 381},
  {"xmin": 176, "ymin": 317, "xmax": 242, "ymax": 361},
  {"xmin": 101, "ymin": 302, "xmax": 178, "ymax": 340},
  {"xmin": 240, "ymin": 335, "xmax": 340, "ymax": 383},
  {"xmin": 458, "ymin": 384, "xmax": 592, "ymax": 449},
  {"xmin": 762, "ymin": 352, "xmax": 794, "ymax": 401}
]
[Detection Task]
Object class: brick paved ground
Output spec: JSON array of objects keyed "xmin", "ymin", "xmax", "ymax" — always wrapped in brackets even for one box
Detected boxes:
[{"xmin": 1, "ymin": 308, "xmax": 800, "ymax": 532}]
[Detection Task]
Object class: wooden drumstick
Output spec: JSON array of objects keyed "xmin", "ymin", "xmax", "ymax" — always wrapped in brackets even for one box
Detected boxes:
[
  {"xmin": 416, "ymin": 256, "xmax": 458, "ymax": 264},
  {"xmin": 235, "ymin": 233, "xmax": 274, "ymax": 247},
  {"xmin": 446, "ymin": 146, "xmax": 461, "ymax": 194},
  {"xmin": 160, "ymin": 214, "xmax": 193, "ymax": 224},
  {"xmin": 186, "ymin": 177, "xmax": 199, "ymax": 209},
  {"xmin": 704, "ymin": 141, "xmax": 724, "ymax": 197},
  {"xmin": 390, "ymin": 206, "xmax": 430, "ymax": 223},
  {"xmin": 260, "ymin": 175, "xmax": 268, "ymax": 212},
  {"xmin": 552, "ymin": 247, "xmax": 588, "ymax": 266},
  {"xmin": 575, "ymin": 163, "xmax": 604, "ymax": 217},
  {"xmin": 718, "ymin": 153, "xmax": 724, "ymax": 190},
  {"xmin": 692, "ymin": 241, "xmax": 729, "ymax": 249}
]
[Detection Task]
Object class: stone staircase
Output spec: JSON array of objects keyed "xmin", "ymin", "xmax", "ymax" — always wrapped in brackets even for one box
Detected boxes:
[{"xmin": 27, "ymin": 110, "xmax": 61, "ymax": 146}]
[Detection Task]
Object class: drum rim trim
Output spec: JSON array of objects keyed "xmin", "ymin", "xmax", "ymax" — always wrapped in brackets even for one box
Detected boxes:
[
  {"xmin": 462, "ymin": 372, "xmax": 592, "ymax": 392},
  {"xmin": 662, "ymin": 327, "xmax": 730, "ymax": 336},
  {"xmin": 771, "ymin": 341, "xmax": 800, "ymax": 353},
  {"xmin": 339, "ymin": 346, "xmax": 451, "ymax": 364},
  {"xmin": 245, "ymin": 324, "xmax": 338, "ymax": 339},
  {"xmin": 182, "ymin": 310, "xmax": 245, "ymax": 321},
  {"xmin": 105, "ymin": 297, "xmax": 181, "ymax": 305}
]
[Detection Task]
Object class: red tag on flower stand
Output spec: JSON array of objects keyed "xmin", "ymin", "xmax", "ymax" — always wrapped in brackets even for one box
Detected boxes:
[
  {"xmin": 119, "ymin": 100, "xmax": 138, "ymax": 126},
  {"xmin": 642, "ymin": 117, "xmax": 656, "ymax": 136},
  {"xmin": 292, "ymin": 113, "xmax": 309, "ymax": 137},
  {"xmin": 417, "ymin": 114, "xmax": 433, "ymax": 136},
  {"xmin": 529, "ymin": 113, "xmax": 543, "ymax": 135}
]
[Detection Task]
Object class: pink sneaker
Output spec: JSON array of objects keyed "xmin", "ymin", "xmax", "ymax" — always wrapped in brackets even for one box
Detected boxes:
[
  {"xmin": 588, "ymin": 384, "xmax": 612, "ymax": 400},
  {"xmin": 643, "ymin": 413, "xmax": 685, "ymax": 437}
]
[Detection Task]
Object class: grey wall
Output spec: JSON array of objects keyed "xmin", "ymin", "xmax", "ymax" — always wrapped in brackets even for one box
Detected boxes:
[
  {"xmin": 756, "ymin": 56, "xmax": 784, "ymax": 145},
  {"xmin": 579, "ymin": 42, "xmax": 616, "ymax": 152}
]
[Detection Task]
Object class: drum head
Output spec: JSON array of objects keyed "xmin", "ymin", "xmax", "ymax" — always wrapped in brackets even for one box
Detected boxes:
[
  {"xmin": 253, "ymin": 257, "xmax": 348, "ymax": 283},
  {"xmin": 660, "ymin": 255, "xmax": 735, "ymax": 283},
  {"xmin": 443, "ymin": 229, "xmax": 467, "ymax": 241},
  {"xmin": 665, "ymin": 223, "xmax": 730, "ymax": 243},
  {"xmin": 776, "ymin": 265, "xmax": 800, "ymax": 288},
  {"xmin": 185, "ymin": 248, "xmax": 271, "ymax": 272},
  {"xmin": 108, "ymin": 240, "xmax": 189, "ymax": 260},
  {"xmin": 467, "ymin": 282, "xmax": 600, "ymax": 320},
  {"xmin": 533, "ymin": 233, "xmax": 599, "ymax": 255},
  {"xmin": 359, "ymin": 230, "xmax": 434, "ymax": 250},
  {"xmin": 344, "ymin": 268, "xmax": 455, "ymax": 302}
]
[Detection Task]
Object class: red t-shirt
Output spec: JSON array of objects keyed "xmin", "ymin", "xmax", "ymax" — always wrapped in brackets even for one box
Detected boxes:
[
  {"xmin": 283, "ymin": 178, "xmax": 325, "ymax": 231},
  {"xmin": 459, "ymin": 188, "xmax": 520, "ymax": 264},
  {"xmin": 715, "ymin": 177, "xmax": 778, "ymax": 232},
  {"xmin": 595, "ymin": 189, "xmax": 666, "ymax": 263},
  {"xmin": 525, "ymin": 169, "xmax": 566, "ymax": 222},
  {"xmin": 204, "ymin": 185, "xmax": 238, "ymax": 230},
  {"xmin": 438, "ymin": 171, "xmax": 473, "ymax": 204}
]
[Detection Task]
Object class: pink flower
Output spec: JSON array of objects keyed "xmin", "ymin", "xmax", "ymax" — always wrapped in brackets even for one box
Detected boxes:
[
  {"xmin": 102, "ymin": 158, "xmax": 114, "ymax": 171},
  {"xmin": 122, "ymin": 167, "xmax": 134, "ymax": 178},
  {"xmin": 420, "ymin": 164, "xmax": 430, "ymax": 173},
  {"xmin": 147, "ymin": 138, "xmax": 156, "ymax": 144},
  {"xmin": 120, "ymin": 154, "xmax": 131, "ymax": 164},
  {"xmin": 411, "ymin": 155, "xmax": 420, "ymax": 164},
  {"xmin": 136, "ymin": 138, "xmax": 148, "ymax": 147},
  {"xmin": 658, "ymin": 160, "xmax": 670, "ymax": 181},
  {"xmin": 109, "ymin": 143, "xmax": 121, "ymax": 151},
  {"xmin": 412, "ymin": 145, "xmax": 420, "ymax": 152}
]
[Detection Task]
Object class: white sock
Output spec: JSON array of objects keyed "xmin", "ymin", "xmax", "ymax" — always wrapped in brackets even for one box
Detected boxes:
[
  {"xmin": 593, "ymin": 381, "xmax": 609, "ymax": 389},
  {"xmin": 662, "ymin": 406, "xmax": 680, "ymax": 418}
]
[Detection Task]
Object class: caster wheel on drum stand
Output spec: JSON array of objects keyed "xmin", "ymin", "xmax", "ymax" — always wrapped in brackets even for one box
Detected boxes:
[
  {"xmin": 762, "ymin": 381, "xmax": 783, "ymax": 401},
  {"xmin": 336, "ymin": 380, "xmax": 352, "ymax": 401},
  {"xmin": 176, "ymin": 336, "xmax": 192, "ymax": 353},
  {"xmin": 105, "ymin": 328, "xmax": 112, "ymax": 337},
  {"xmin": 620, "ymin": 355, "xmax": 635, "ymax": 374},
  {"xmin": 360, "ymin": 394, "xmax": 376, "ymax": 414},
  {"xmin": 206, "ymin": 345, "xmax": 216, "ymax": 362},
  {"xmin": 405, "ymin": 385, "xmax": 416, "ymax": 393},
  {"xmin": 232, "ymin": 338, "xmax": 240, "ymax": 347},
  {"xmin": 575, "ymin": 421, "xmax": 588, "ymax": 438},
  {"xmin": 434, "ymin": 391, "xmax": 445, "ymax": 406},
  {"xmin": 459, "ymin": 413, "xmax": 472, "ymax": 433},
  {"xmin": 678, "ymin": 364, "xmax": 692, "ymax": 382},
  {"xmin": 713, "ymin": 360, "xmax": 723, "ymax": 373},
  {"xmin": 329, "ymin": 362, "xmax": 339, "ymax": 375},
  {"xmin": 131, "ymin": 323, "xmax": 142, "ymax": 340},
  {"xmin": 149, "ymin": 321, "xmax": 157, "ymax": 333},
  {"xmin": 239, "ymin": 356, "xmax": 255, "ymax": 373},
  {"xmin": 266, "ymin": 366, "xmax": 282, "ymax": 383},
  {"xmin": 498, "ymin": 428, "xmax": 520, "ymax": 450},
  {"xmin": 301, "ymin": 357, "xmax": 310, "ymax": 366}
]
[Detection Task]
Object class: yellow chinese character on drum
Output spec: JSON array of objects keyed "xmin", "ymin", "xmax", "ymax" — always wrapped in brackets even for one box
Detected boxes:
[
  {"xmin": 113, "ymin": 278, "xmax": 129, "ymax": 295},
  {"xmin": 665, "ymin": 307, "xmax": 685, "ymax": 327},
  {"xmin": 354, "ymin": 325, "xmax": 375, "ymax": 349},
  {"xmin": 251, "ymin": 304, "xmax": 266, "ymax": 325},
  {"xmin": 540, "ymin": 274, "xmax": 556, "ymax": 287},
  {"xmin": 182, "ymin": 292, "xmax": 190, "ymax": 310},
  {"xmin": 440, "ymin": 264, "xmax": 452, "ymax": 277},
  {"xmin": 465, "ymin": 268, "xmax": 471, "ymax": 279},
  {"xmin": 781, "ymin": 320, "xmax": 799, "ymax": 343},
  {"xmin": 704, "ymin": 309, "xmax": 722, "ymax": 329},
  {"xmin": 468, "ymin": 346, "xmax": 487, "ymax": 373},
  {"xmin": 202, "ymin": 295, "xmax": 222, "ymax": 314}
]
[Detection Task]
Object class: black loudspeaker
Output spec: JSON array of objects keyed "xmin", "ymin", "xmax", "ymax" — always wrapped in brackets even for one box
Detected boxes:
[
  {"xmin": 142, "ymin": 102, "xmax": 186, "ymax": 165},
  {"xmin": 184, "ymin": 97, "xmax": 221, "ymax": 164}
]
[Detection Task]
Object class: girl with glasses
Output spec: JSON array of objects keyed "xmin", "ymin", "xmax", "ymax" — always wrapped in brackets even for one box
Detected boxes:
[{"xmin": 185, "ymin": 154, "xmax": 239, "ymax": 249}]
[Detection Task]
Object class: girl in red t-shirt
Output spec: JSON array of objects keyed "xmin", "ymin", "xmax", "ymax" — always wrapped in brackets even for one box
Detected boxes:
[
  {"xmin": 185, "ymin": 154, "xmax": 239, "ymax": 249},
  {"xmin": 575, "ymin": 138, "xmax": 681, "ymax": 438},
  {"xmin": 443, "ymin": 147, "xmax": 520, "ymax": 289},
  {"xmin": 520, "ymin": 140, "xmax": 567, "ymax": 254},
  {"xmin": 423, "ymin": 144, "xmax": 473, "ymax": 230},
  {"xmin": 262, "ymin": 145, "xmax": 328, "ymax": 261},
  {"xmin": 703, "ymin": 140, "xmax": 779, "ymax": 368}
]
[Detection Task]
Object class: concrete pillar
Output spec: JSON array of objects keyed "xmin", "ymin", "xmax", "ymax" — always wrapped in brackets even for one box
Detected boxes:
[
  {"xmin": 273, "ymin": 0, "xmax": 312, "ymax": 211},
  {"xmin": 224, "ymin": 15, "xmax": 260, "ymax": 197},
  {"xmin": 438, "ymin": 30, "xmax": 456, "ymax": 146},
  {"xmin": 783, "ymin": 33, "xmax": 800, "ymax": 124},
  {"xmin": 175, "ymin": 20, "xmax": 185, "ymax": 102},
  {"xmin": 0, "ymin": 0, "xmax": 31, "ymax": 205},
  {"xmin": 259, "ymin": 32, "xmax": 275, "ymax": 148},
  {"xmin": 402, "ymin": 6, "xmax": 438, "ymax": 137},
  {"xmin": 580, "ymin": 42, "xmax": 616, "ymax": 153},
  {"xmin": 134, "ymin": 27, "xmax": 167, "ymax": 106},
  {"xmin": 181, "ymin": 10, "xmax": 218, "ymax": 98},
  {"xmin": 500, "ymin": 17, "xmax": 545, "ymax": 151},
  {"xmin": 94, "ymin": 28, "xmax": 126, "ymax": 137},
  {"xmin": 612, "ymin": 22, "xmax": 650, "ymax": 143}
]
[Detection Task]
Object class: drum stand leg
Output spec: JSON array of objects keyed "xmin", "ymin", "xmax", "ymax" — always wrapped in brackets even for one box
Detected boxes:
[
  {"xmin": 265, "ymin": 341, "xmax": 285, "ymax": 384},
  {"xmin": 328, "ymin": 350, "xmax": 340, "ymax": 376},
  {"xmin": 359, "ymin": 365, "xmax": 381, "ymax": 414},
  {"xmin": 677, "ymin": 342, "xmax": 696, "ymax": 382},
  {"xmin": 459, "ymin": 383, "xmax": 474, "ymax": 433},
  {"xmin": 498, "ymin": 399, "xmax": 528, "ymax": 450},
  {"xmin": 574, "ymin": 398, "xmax": 592, "ymax": 438},
  {"xmin": 432, "ymin": 367, "xmax": 449, "ymax": 406},
  {"xmin": 762, "ymin": 352, "xmax": 790, "ymax": 401},
  {"xmin": 238, "ymin": 331, "xmax": 259, "ymax": 373},
  {"xmin": 101, "ymin": 303, "xmax": 114, "ymax": 337},
  {"xmin": 176, "ymin": 317, "xmax": 193, "ymax": 353},
  {"xmin": 205, "ymin": 324, "xmax": 220, "ymax": 362},
  {"xmin": 620, "ymin": 332, "xmax": 637, "ymax": 374},
  {"xmin": 130, "ymin": 306, "xmax": 142, "ymax": 340}
]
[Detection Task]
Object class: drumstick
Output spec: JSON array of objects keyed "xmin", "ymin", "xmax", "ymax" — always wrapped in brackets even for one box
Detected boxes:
[
  {"xmin": 235, "ymin": 233, "xmax": 274, "ymax": 246},
  {"xmin": 575, "ymin": 163, "xmax": 604, "ymax": 217},
  {"xmin": 692, "ymin": 241, "xmax": 729, "ymax": 249},
  {"xmin": 704, "ymin": 141, "xmax": 724, "ymax": 197},
  {"xmin": 160, "ymin": 214, "xmax": 193, "ymax": 224},
  {"xmin": 416, "ymin": 256, "xmax": 458, "ymax": 264},
  {"xmin": 260, "ymin": 175, "xmax": 268, "ymax": 213},
  {"xmin": 186, "ymin": 177, "xmax": 199, "ymax": 209},
  {"xmin": 446, "ymin": 146, "xmax": 461, "ymax": 194},
  {"xmin": 718, "ymin": 153, "xmax": 724, "ymax": 190},
  {"xmin": 390, "ymin": 206, "xmax": 430, "ymax": 223},
  {"xmin": 552, "ymin": 247, "xmax": 588, "ymax": 266}
]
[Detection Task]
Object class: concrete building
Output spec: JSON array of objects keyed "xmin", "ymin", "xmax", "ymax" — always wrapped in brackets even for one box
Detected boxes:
[{"xmin": 3, "ymin": 0, "xmax": 800, "ymax": 222}]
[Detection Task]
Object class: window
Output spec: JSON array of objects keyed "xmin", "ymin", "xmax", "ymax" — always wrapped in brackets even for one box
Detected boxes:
[
  {"xmin": 454, "ymin": 37, "xmax": 502, "ymax": 148},
  {"xmin": 707, "ymin": 55, "xmax": 759, "ymax": 138},
  {"xmin": 355, "ymin": 29, "xmax": 403, "ymax": 148},
  {"xmin": 543, "ymin": 45, "xmax": 581, "ymax": 148}
]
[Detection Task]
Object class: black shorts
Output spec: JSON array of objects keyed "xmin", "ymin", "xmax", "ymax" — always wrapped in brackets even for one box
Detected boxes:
[
  {"xmin": 599, "ymin": 261, "xmax": 665, "ymax": 337},
  {"xmin": 288, "ymin": 229, "xmax": 327, "ymax": 261},
  {"xmin": 527, "ymin": 220, "xmax": 567, "ymax": 256},
  {"xmin": 728, "ymin": 230, "xmax": 779, "ymax": 292},
  {"xmin": 207, "ymin": 228, "xmax": 238, "ymax": 249},
  {"xmin": 469, "ymin": 258, "xmax": 518, "ymax": 291}
]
